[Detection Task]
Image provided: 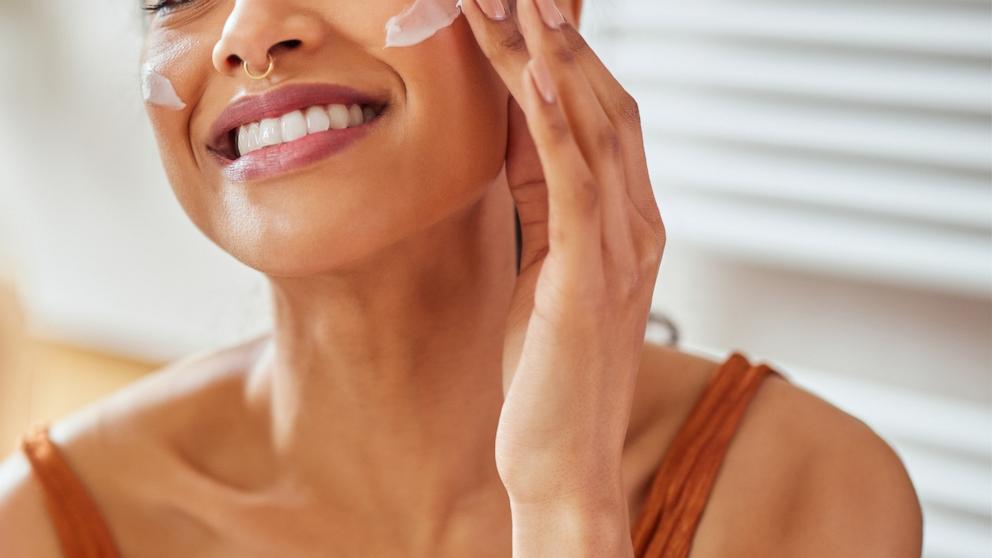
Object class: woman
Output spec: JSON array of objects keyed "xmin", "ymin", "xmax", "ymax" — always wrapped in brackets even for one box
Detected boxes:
[{"xmin": 0, "ymin": 0, "xmax": 922, "ymax": 556}]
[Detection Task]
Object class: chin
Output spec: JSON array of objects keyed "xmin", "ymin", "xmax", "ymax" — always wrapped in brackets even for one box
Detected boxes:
[{"xmin": 213, "ymin": 217, "xmax": 380, "ymax": 278}]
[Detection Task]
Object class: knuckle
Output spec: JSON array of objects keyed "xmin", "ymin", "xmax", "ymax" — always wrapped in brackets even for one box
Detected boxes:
[
  {"xmin": 614, "ymin": 91, "xmax": 642, "ymax": 127},
  {"xmin": 562, "ymin": 24, "xmax": 589, "ymax": 56},
  {"xmin": 498, "ymin": 28, "xmax": 528, "ymax": 56},
  {"xmin": 552, "ymin": 44, "xmax": 578, "ymax": 65},
  {"xmin": 621, "ymin": 267, "xmax": 646, "ymax": 298},
  {"xmin": 545, "ymin": 115, "xmax": 572, "ymax": 144},
  {"xmin": 597, "ymin": 126, "xmax": 622, "ymax": 156},
  {"xmin": 639, "ymin": 242, "xmax": 662, "ymax": 273},
  {"xmin": 635, "ymin": 221, "xmax": 666, "ymax": 271},
  {"xmin": 574, "ymin": 179, "xmax": 600, "ymax": 211},
  {"xmin": 651, "ymin": 222, "xmax": 667, "ymax": 258}
]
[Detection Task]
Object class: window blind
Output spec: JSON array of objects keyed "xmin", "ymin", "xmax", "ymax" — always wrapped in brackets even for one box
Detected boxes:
[{"xmin": 586, "ymin": 0, "xmax": 991, "ymax": 297}]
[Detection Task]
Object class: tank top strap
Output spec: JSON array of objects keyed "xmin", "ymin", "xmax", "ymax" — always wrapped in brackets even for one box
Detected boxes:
[
  {"xmin": 20, "ymin": 425, "xmax": 121, "ymax": 558},
  {"xmin": 631, "ymin": 352, "xmax": 785, "ymax": 557}
]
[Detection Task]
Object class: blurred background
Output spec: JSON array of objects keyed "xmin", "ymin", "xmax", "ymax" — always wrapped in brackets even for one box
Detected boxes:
[{"xmin": 0, "ymin": 0, "xmax": 989, "ymax": 556}]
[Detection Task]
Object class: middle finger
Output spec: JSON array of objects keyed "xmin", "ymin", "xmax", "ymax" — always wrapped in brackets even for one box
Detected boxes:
[{"xmin": 463, "ymin": 0, "xmax": 635, "ymax": 269}]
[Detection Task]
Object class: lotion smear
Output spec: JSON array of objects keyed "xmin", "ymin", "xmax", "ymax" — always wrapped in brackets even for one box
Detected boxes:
[
  {"xmin": 385, "ymin": 0, "xmax": 462, "ymax": 48},
  {"xmin": 141, "ymin": 64, "xmax": 187, "ymax": 111}
]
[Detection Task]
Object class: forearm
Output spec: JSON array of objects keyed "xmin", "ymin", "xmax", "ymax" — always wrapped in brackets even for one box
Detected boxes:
[{"xmin": 509, "ymin": 494, "xmax": 636, "ymax": 558}]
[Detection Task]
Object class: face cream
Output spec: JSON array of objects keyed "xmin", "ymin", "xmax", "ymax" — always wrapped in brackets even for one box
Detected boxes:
[
  {"xmin": 385, "ymin": 0, "xmax": 462, "ymax": 48},
  {"xmin": 141, "ymin": 64, "xmax": 187, "ymax": 111}
]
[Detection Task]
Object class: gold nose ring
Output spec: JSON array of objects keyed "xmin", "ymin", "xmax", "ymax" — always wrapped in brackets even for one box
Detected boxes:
[{"xmin": 243, "ymin": 54, "xmax": 275, "ymax": 80}]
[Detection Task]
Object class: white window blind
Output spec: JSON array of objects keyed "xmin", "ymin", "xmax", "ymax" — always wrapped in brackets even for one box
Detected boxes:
[
  {"xmin": 587, "ymin": 0, "xmax": 991, "ymax": 298},
  {"xmin": 584, "ymin": 1, "xmax": 992, "ymax": 556}
]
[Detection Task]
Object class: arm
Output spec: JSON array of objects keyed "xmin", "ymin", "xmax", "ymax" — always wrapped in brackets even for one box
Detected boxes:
[
  {"xmin": 510, "ymin": 494, "xmax": 635, "ymax": 558},
  {"xmin": 460, "ymin": 0, "xmax": 663, "ymax": 555}
]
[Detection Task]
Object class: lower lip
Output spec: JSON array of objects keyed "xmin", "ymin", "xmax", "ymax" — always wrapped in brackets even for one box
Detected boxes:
[{"xmin": 217, "ymin": 121, "xmax": 375, "ymax": 183}]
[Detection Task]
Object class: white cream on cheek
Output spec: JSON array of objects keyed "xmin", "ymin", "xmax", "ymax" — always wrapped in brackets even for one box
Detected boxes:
[
  {"xmin": 140, "ymin": 35, "xmax": 194, "ymax": 111},
  {"xmin": 384, "ymin": 0, "xmax": 462, "ymax": 48},
  {"xmin": 141, "ymin": 64, "xmax": 187, "ymax": 111}
]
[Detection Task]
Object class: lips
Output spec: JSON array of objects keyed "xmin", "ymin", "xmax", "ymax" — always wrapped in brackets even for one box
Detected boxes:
[{"xmin": 206, "ymin": 83, "xmax": 389, "ymax": 181}]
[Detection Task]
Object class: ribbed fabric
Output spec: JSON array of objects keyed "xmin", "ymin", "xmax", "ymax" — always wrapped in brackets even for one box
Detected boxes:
[
  {"xmin": 20, "ymin": 351, "xmax": 780, "ymax": 558},
  {"xmin": 20, "ymin": 427, "xmax": 121, "ymax": 558},
  {"xmin": 632, "ymin": 351, "xmax": 783, "ymax": 557}
]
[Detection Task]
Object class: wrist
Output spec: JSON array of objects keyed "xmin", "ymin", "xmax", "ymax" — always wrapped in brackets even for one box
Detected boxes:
[{"xmin": 508, "ymin": 489, "xmax": 634, "ymax": 557}]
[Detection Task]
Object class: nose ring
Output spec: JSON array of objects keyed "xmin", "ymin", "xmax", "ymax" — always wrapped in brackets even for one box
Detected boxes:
[{"xmin": 243, "ymin": 54, "xmax": 275, "ymax": 80}]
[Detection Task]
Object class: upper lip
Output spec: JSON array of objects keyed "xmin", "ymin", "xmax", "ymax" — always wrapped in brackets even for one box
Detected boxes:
[{"xmin": 207, "ymin": 83, "xmax": 388, "ymax": 160}]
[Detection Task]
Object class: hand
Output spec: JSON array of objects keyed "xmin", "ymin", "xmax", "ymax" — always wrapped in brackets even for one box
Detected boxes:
[{"xmin": 461, "ymin": 0, "xmax": 665, "ymax": 510}]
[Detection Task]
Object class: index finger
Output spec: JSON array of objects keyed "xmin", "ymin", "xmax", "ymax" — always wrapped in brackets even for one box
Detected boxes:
[{"xmin": 461, "ymin": 0, "xmax": 532, "ymax": 100}]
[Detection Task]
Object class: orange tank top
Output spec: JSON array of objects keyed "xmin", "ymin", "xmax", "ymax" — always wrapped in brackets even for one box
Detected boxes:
[{"xmin": 20, "ymin": 351, "xmax": 782, "ymax": 558}]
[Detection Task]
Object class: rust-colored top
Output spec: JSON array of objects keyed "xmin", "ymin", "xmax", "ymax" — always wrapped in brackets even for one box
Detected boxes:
[
  {"xmin": 631, "ymin": 352, "xmax": 783, "ymax": 557},
  {"xmin": 20, "ymin": 351, "xmax": 782, "ymax": 557},
  {"xmin": 19, "ymin": 428, "xmax": 120, "ymax": 558}
]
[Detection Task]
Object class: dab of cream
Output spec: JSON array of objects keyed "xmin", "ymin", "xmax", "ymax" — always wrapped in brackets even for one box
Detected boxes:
[
  {"xmin": 385, "ymin": 0, "xmax": 462, "ymax": 48},
  {"xmin": 141, "ymin": 64, "xmax": 187, "ymax": 111}
]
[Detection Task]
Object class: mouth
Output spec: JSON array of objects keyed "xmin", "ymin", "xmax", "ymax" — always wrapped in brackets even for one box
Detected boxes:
[{"xmin": 207, "ymin": 83, "xmax": 389, "ymax": 181}]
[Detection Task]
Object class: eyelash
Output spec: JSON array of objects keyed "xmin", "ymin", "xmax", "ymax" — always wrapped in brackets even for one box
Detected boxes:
[{"xmin": 142, "ymin": 0, "xmax": 196, "ymax": 14}]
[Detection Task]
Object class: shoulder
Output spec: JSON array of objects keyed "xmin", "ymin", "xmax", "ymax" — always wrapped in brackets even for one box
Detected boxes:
[
  {"xmin": 0, "ymin": 334, "xmax": 269, "ymax": 556},
  {"xmin": 732, "ymin": 374, "xmax": 924, "ymax": 557},
  {"xmin": 629, "ymin": 344, "xmax": 923, "ymax": 557}
]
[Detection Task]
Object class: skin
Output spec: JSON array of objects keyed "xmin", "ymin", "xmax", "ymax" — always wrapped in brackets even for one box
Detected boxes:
[{"xmin": 0, "ymin": 0, "xmax": 923, "ymax": 556}]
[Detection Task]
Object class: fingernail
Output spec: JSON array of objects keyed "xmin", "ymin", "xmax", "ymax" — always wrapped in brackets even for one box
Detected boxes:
[
  {"xmin": 536, "ymin": 0, "xmax": 566, "ymax": 29},
  {"xmin": 528, "ymin": 56, "xmax": 557, "ymax": 103},
  {"xmin": 476, "ymin": 0, "xmax": 508, "ymax": 20}
]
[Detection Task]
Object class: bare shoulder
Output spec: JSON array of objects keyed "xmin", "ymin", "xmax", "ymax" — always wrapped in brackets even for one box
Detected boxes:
[
  {"xmin": 718, "ymin": 373, "xmax": 924, "ymax": 557},
  {"xmin": 629, "ymin": 343, "xmax": 923, "ymax": 557},
  {"xmin": 0, "ymin": 333, "xmax": 269, "ymax": 556}
]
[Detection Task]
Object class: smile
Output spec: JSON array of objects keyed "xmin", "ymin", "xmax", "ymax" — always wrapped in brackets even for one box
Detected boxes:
[
  {"xmin": 208, "ymin": 83, "xmax": 389, "ymax": 182},
  {"xmin": 236, "ymin": 103, "xmax": 380, "ymax": 156}
]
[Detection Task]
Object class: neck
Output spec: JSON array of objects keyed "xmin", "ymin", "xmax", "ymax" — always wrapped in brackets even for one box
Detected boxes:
[{"xmin": 245, "ymin": 180, "xmax": 517, "ymax": 533}]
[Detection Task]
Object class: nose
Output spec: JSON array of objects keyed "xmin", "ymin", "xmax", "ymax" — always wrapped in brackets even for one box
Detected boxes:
[{"xmin": 212, "ymin": 0, "xmax": 325, "ymax": 78}]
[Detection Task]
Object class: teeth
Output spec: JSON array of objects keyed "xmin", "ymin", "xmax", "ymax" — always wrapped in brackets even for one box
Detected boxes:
[
  {"xmin": 237, "ymin": 122, "xmax": 261, "ymax": 156},
  {"xmin": 259, "ymin": 118, "xmax": 282, "ymax": 147},
  {"xmin": 348, "ymin": 104, "xmax": 363, "ymax": 127},
  {"xmin": 237, "ymin": 126, "xmax": 249, "ymax": 157},
  {"xmin": 281, "ymin": 110, "xmax": 307, "ymax": 143},
  {"xmin": 327, "ymin": 104, "xmax": 350, "ymax": 130},
  {"xmin": 305, "ymin": 106, "xmax": 330, "ymax": 134},
  {"xmin": 235, "ymin": 103, "xmax": 379, "ymax": 157}
]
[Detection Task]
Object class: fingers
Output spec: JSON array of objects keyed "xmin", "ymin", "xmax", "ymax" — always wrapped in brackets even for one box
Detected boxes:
[
  {"xmin": 556, "ymin": 25, "xmax": 664, "ymax": 248},
  {"xmin": 462, "ymin": 0, "xmax": 532, "ymax": 100},
  {"xmin": 464, "ymin": 0, "xmax": 636, "ymax": 270},
  {"xmin": 514, "ymin": 0, "xmax": 635, "ymax": 271},
  {"xmin": 520, "ymin": 55, "xmax": 602, "ymax": 273}
]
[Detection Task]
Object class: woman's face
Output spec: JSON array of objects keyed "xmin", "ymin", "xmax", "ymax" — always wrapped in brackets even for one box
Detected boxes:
[{"xmin": 141, "ymin": 0, "xmax": 509, "ymax": 276}]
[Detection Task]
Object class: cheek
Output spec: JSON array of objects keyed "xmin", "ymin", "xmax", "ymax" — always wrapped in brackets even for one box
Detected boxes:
[
  {"xmin": 396, "ymin": 20, "xmax": 509, "ymax": 183},
  {"xmin": 141, "ymin": 30, "xmax": 215, "ymax": 223},
  {"xmin": 142, "ymin": 31, "xmax": 200, "ymax": 112}
]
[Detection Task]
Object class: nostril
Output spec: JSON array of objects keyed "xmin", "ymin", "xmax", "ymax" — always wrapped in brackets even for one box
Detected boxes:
[{"xmin": 222, "ymin": 40, "xmax": 300, "ymax": 72}]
